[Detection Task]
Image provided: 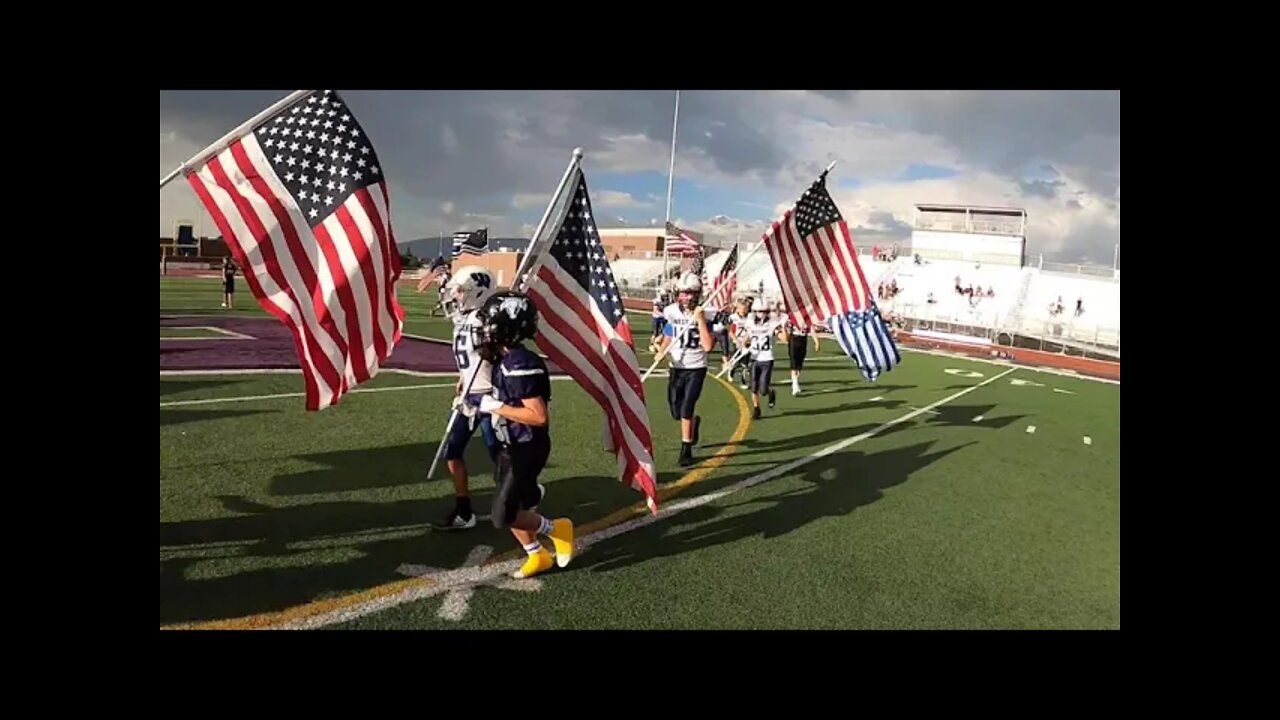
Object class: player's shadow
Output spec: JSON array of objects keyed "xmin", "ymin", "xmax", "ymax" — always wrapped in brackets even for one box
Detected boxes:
[
  {"xmin": 691, "ymin": 403, "xmax": 1027, "ymax": 478},
  {"xmin": 267, "ymin": 441, "xmax": 499, "ymax": 496},
  {"xmin": 702, "ymin": 420, "xmax": 912, "ymax": 459},
  {"xmin": 578, "ymin": 439, "xmax": 977, "ymax": 575},
  {"xmin": 770, "ymin": 397, "xmax": 910, "ymax": 419},
  {"xmin": 159, "ymin": 471, "xmax": 632, "ymax": 626}
]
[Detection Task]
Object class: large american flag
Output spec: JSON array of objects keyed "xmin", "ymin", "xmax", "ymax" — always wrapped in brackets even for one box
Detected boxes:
[
  {"xmin": 526, "ymin": 171, "xmax": 659, "ymax": 512},
  {"xmin": 186, "ymin": 90, "xmax": 405, "ymax": 410},
  {"xmin": 762, "ymin": 172, "xmax": 900, "ymax": 381}
]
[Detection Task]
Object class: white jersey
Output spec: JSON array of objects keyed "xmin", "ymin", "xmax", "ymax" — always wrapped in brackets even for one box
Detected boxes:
[
  {"xmin": 452, "ymin": 310, "xmax": 493, "ymax": 394},
  {"xmin": 663, "ymin": 303, "xmax": 711, "ymax": 370},
  {"xmin": 740, "ymin": 315, "xmax": 783, "ymax": 362}
]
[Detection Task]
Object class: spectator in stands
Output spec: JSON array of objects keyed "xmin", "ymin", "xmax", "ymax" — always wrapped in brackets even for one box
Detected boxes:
[
  {"xmin": 955, "ymin": 277, "xmax": 963, "ymax": 294},
  {"xmin": 914, "ymin": 253, "xmax": 923, "ymax": 266},
  {"xmin": 986, "ymin": 287, "xmax": 995, "ymax": 298},
  {"xmin": 221, "ymin": 257, "xmax": 237, "ymax": 309},
  {"xmin": 872, "ymin": 244, "xmax": 881, "ymax": 261},
  {"xmin": 927, "ymin": 292, "xmax": 936, "ymax": 304},
  {"xmin": 1076, "ymin": 298, "xmax": 1084, "ymax": 317}
]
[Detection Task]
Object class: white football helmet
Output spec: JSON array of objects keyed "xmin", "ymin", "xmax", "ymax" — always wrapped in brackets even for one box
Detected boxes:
[
  {"xmin": 444, "ymin": 265, "xmax": 498, "ymax": 318},
  {"xmin": 676, "ymin": 272, "xmax": 703, "ymax": 310}
]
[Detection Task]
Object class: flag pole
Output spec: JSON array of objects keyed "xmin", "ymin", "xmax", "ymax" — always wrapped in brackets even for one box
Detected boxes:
[
  {"xmin": 662, "ymin": 90, "xmax": 680, "ymax": 288},
  {"xmin": 426, "ymin": 148, "xmax": 585, "ymax": 479},
  {"xmin": 159, "ymin": 90, "xmax": 315, "ymax": 190}
]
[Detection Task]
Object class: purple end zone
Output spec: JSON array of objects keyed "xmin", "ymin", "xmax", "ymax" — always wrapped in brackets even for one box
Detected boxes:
[{"xmin": 159, "ymin": 316, "xmax": 564, "ymax": 375}]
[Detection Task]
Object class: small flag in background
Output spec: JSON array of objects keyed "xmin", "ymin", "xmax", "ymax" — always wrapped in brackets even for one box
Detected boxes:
[
  {"xmin": 185, "ymin": 89, "xmax": 405, "ymax": 410},
  {"xmin": 417, "ymin": 255, "xmax": 450, "ymax": 292},
  {"xmin": 451, "ymin": 228, "xmax": 488, "ymax": 259},
  {"xmin": 761, "ymin": 171, "xmax": 899, "ymax": 381},
  {"xmin": 664, "ymin": 222, "xmax": 700, "ymax": 256},
  {"xmin": 709, "ymin": 244, "xmax": 738, "ymax": 307}
]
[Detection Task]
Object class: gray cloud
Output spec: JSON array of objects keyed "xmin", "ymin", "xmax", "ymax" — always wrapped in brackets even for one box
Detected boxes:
[
  {"xmin": 1020, "ymin": 179, "xmax": 1065, "ymax": 199},
  {"xmin": 160, "ymin": 90, "xmax": 1119, "ymax": 262},
  {"xmin": 852, "ymin": 210, "xmax": 913, "ymax": 243},
  {"xmin": 849, "ymin": 90, "xmax": 1120, "ymax": 196}
]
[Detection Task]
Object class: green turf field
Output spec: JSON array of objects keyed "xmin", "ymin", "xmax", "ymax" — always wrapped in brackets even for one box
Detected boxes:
[{"xmin": 160, "ymin": 276, "xmax": 1120, "ymax": 629}]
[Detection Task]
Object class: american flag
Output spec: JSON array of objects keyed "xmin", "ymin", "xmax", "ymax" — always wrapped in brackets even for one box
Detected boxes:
[
  {"xmin": 452, "ymin": 228, "xmax": 488, "ymax": 259},
  {"xmin": 708, "ymin": 244, "xmax": 738, "ymax": 308},
  {"xmin": 186, "ymin": 89, "xmax": 405, "ymax": 410},
  {"xmin": 761, "ymin": 172, "xmax": 900, "ymax": 381},
  {"xmin": 664, "ymin": 222, "xmax": 700, "ymax": 256},
  {"xmin": 525, "ymin": 171, "xmax": 659, "ymax": 513},
  {"xmin": 417, "ymin": 255, "xmax": 450, "ymax": 292}
]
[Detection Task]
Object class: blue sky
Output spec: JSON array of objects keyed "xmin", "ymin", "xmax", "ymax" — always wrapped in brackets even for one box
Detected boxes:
[{"xmin": 160, "ymin": 90, "xmax": 1119, "ymax": 263}]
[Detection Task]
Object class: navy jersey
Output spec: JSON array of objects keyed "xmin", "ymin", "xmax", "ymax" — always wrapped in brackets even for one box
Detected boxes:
[{"xmin": 493, "ymin": 345, "xmax": 551, "ymax": 444}]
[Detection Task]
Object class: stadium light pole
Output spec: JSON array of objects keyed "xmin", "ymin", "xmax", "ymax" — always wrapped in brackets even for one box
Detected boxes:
[{"xmin": 662, "ymin": 90, "xmax": 680, "ymax": 286}]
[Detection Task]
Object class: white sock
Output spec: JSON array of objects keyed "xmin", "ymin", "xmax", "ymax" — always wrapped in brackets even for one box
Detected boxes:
[
  {"xmin": 538, "ymin": 516, "xmax": 555, "ymax": 535},
  {"xmin": 523, "ymin": 541, "xmax": 542, "ymax": 555}
]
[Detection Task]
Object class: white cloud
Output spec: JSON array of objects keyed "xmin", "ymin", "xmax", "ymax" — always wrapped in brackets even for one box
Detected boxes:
[
  {"xmin": 511, "ymin": 193, "xmax": 548, "ymax": 210},
  {"xmin": 595, "ymin": 190, "xmax": 653, "ymax": 208},
  {"xmin": 824, "ymin": 168, "xmax": 1118, "ymax": 260},
  {"xmin": 440, "ymin": 200, "xmax": 455, "ymax": 215}
]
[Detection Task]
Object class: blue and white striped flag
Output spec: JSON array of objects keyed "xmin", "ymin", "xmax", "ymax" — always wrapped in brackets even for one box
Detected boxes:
[{"xmin": 830, "ymin": 304, "xmax": 901, "ymax": 381}]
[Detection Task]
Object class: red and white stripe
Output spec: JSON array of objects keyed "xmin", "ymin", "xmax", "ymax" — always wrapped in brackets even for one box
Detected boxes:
[
  {"xmin": 187, "ymin": 133, "xmax": 404, "ymax": 411},
  {"xmin": 762, "ymin": 211, "xmax": 869, "ymax": 330},
  {"xmin": 526, "ymin": 254, "xmax": 658, "ymax": 508},
  {"xmin": 710, "ymin": 269, "xmax": 736, "ymax": 308},
  {"xmin": 665, "ymin": 229, "xmax": 700, "ymax": 256}
]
